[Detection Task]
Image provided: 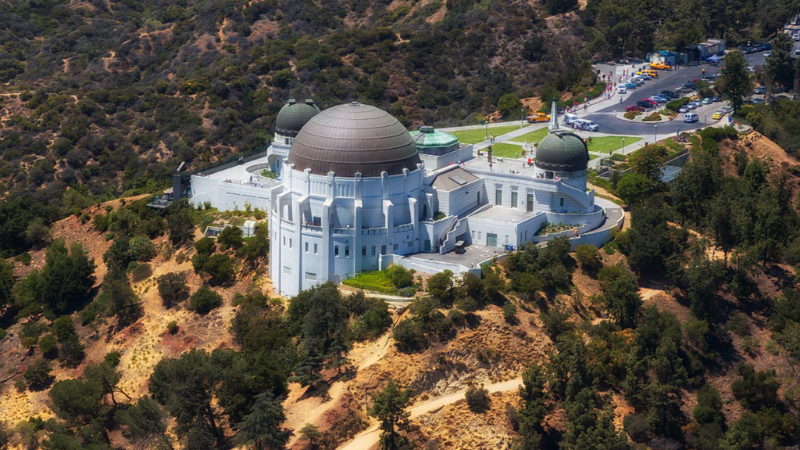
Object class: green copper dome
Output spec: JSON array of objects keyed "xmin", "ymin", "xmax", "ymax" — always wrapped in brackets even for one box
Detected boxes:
[
  {"xmin": 410, "ymin": 126, "xmax": 459, "ymax": 148},
  {"xmin": 534, "ymin": 131, "xmax": 589, "ymax": 172},
  {"xmin": 276, "ymin": 99, "xmax": 320, "ymax": 138}
]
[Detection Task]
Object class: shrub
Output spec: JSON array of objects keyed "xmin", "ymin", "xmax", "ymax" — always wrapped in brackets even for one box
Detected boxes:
[
  {"xmin": 575, "ymin": 244, "xmax": 601, "ymax": 271},
  {"xmin": 448, "ymin": 308, "xmax": 465, "ymax": 325},
  {"xmin": 24, "ymin": 358, "xmax": 53, "ymax": 390},
  {"xmin": 167, "ymin": 320, "xmax": 179, "ymax": 334},
  {"xmin": 386, "ymin": 264, "xmax": 414, "ymax": 289},
  {"xmin": 189, "ymin": 285, "xmax": 223, "ymax": 315},
  {"xmin": 217, "ymin": 226, "xmax": 243, "ymax": 249},
  {"xmin": 203, "ymin": 254, "xmax": 236, "ymax": 284},
  {"xmin": 38, "ymin": 334, "xmax": 58, "ymax": 358},
  {"xmin": 502, "ymin": 302, "xmax": 518, "ymax": 324},
  {"xmin": 104, "ymin": 351, "xmax": 121, "ymax": 367},
  {"xmin": 0, "ymin": 328, "xmax": 5, "ymax": 340},
  {"xmin": 15, "ymin": 252, "xmax": 32, "ymax": 265},
  {"xmin": 393, "ymin": 319, "xmax": 425, "ymax": 352},
  {"xmin": 127, "ymin": 236, "xmax": 157, "ymax": 262},
  {"xmin": 742, "ymin": 336, "xmax": 759, "ymax": 355},
  {"xmin": 194, "ymin": 237, "xmax": 216, "ymax": 255},
  {"xmin": 93, "ymin": 213, "xmax": 109, "ymax": 232},
  {"xmin": 642, "ymin": 111, "xmax": 662, "ymax": 122},
  {"xmin": 727, "ymin": 313, "xmax": 750, "ymax": 336},
  {"xmin": 130, "ymin": 263, "xmax": 152, "ymax": 282},
  {"xmin": 157, "ymin": 272, "xmax": 189, "ymax": 308},
  {"xmin": 623, "ymin": 414, "xmax": 650, "ymax": 442},
  {"xmin": 465, "ymin": 385, "xmax": 491, "ymax": 412},
  {"xmin": 396, "ymin": 286, "xmax": 416, "ymax": 297},
  {"xmin": 665, "ymin": 97, "xmax": 689, "ymax": 113}
]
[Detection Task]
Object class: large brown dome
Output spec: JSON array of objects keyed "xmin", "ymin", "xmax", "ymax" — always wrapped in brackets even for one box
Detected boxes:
[{"xmin": 286, "ymin": 103, "xmax": 421, "ymax": 178}]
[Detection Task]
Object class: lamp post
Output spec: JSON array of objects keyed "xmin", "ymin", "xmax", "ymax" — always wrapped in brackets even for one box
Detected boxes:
[
  {"xmin": 654, "ymin": 124, "xmax": 658, "ymax": 143},
  {"xmin": 521, "ymin": 109, "xmax": 525, "ymax": 128},
  {"xmin": 621, "ymin": 137, "xmax": 625, "ymax": 155}
]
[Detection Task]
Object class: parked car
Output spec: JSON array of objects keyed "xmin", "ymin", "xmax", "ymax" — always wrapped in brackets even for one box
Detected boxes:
[
  {"xmin": 764, "ymin": 51, "xmax": 772, "ymax": 57},
  {"xmin": 687, "ymin": 102, "xmax": 698, "ymax": 109},
  {"xmin": 624, "ymin": 83, "xmax": 637, "ymax": 89},
  {"xmin": 712, "ymin": 95, "xmax": 720, "ymax": 102},
  {"xmin": 692, "ymin": 100, "xmax": 703, "ymax": 108},
  {"xmin": 753, "ymin": 98, "xmax": 764, "ymax": 104},
  {"xmin": 712, "ymin": 111, "xmax": 724, "ymax": 120},
  {"xmin": 617, "ymin": 86, "xmax": 627, "ymax": 94},
  {"xmin": 721, "ymin": 106, "xmax": 733, "ymax": 114},
  {"xmin": 684, "ymin": 83, "xmax": 697, "ymax": 90},
  {"xmin": 626, "ymin": 105, "xmax": 645, "ymax": 112},
  {"xmin": 678, "ymin": 106, "xmax": 690, "ymax": 113},
  {"xmin": 564, "ymin": 113, "xmax": 579, "ymax": 124},
  {"xmin": 702, "ymin": 97, "xmax": 712, "ymax": 105},
  {"xmin": 684, "ymin": 113, "xmax": 699, "ymax": 123},
  {"xmin": 754, "ymin": 86, "xmax": 766, "ymax": 94},
  {"xmin": 795, "ymin": 49, "xmax": 800, "ymax": 56},
  {"xmin": 661, "ymin": 90, "xmax": 677, "ymax": 99},
  {"xmin": 527, "ymin": 112, "xmax": 550, "ymax": 123}
]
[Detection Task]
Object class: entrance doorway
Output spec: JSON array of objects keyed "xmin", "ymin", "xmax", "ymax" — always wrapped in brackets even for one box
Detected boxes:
[
  {"xmin": 487, "ymin": 233, "xmax": 497, "ymax": 247},
  {"xmin": 527, "ymin": 193, "xmax": 534, "ymax": 212}
]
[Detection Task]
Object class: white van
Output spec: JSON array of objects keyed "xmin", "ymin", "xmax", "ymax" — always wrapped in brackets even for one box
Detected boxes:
[
  {"xmin": 683, "ymin": 113, "xmax": 699, "ymax": 123},
  {"xmin": 563, "ymin": 113, "xmax": 579, "ymax": 124},
  {"xmin": 617, "ymin": 86, "xmax": 627, "ymax": 94}
]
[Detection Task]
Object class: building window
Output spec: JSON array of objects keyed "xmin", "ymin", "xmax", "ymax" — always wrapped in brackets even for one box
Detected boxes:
[
  {"xmin": 495, "ymin": 189, "xmax": 502, "ymax": 206},
  {"xmin": 305, "ymin": 272, "xmax": 317, "ymax": 280},
  {"xmin": 283, "ymin": 236, "xmax": 286, "ymax": 246},
  {"xmin": 289, "ymin": 239, "xmax": 292, "ymax": 249},
  {"xmin": 314, "ymin": 243, "xmax": 318, "ymax": 254},
  {"xmin": 407, "ymin": 241, "xmax": 412, "ymax": 248},
  {"xmin": 345, "ymin": 246, "xmax": 350, "ymax": 257},
  {"xmin": 335, "ymin": 245, "xmax": 339, "ymax": 257},
  {"xmin": 362, "ymin": 246, "xmax": 366, "ymax": 256},
  {"xmin": 393, "ymin": 243, "xmax": 398, "ymax": 250},
  {"xmin": 305, "ymin": 242, "xmax": 308, "ymax": 253},
  {"xmin": 478, "ymin": 231, "xmax": 482, "ymax": 239},
  {"xmin": 471, "ymin": 231, "xmax": 475, "ymax": 239},
  {"xmin": 511, "ymin": 191, "xmax": 518, "ymax": 208},
  {"xmin": 371, "ymin": 246, "xmax": 376, "ymax": 256},
  {"xmin": 381, "ymin": 245, "xmax": 387, "ymax": 254},
  {"xmin": 560, "ymin": 198, "xmax": 564, "ymax": 207},
  {"xmin": 283, "ymin": 266, "xmax": 291, "ymax": 274},
  {"xmin": 505, "ymin": 235, "xmax": 509, "ymax": 244}
]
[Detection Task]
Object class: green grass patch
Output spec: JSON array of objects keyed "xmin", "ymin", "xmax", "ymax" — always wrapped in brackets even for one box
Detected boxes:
[
  {"xmin": 515, "ymin": 127, "xmax": 549, "ymax": 144},
  {"xmin": 488, "ymin": 143, "xmax": 525, "ymax": 158},
  {"xmin": 342, "ymin": 271, "xmax": 396, "ymax": 294},
  {"xmin": 662, "ymin": 137, "xmax": 684, "ymax": 155},
  {"xmin": 586, "ymin": 136, "xmax": 641, "ymax": 154},
  {"xmin": 450, "ymin": 125, "xmax": 523, "ymax": 144}
]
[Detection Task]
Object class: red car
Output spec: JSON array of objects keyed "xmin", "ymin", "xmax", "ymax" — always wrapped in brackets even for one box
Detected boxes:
[{"xmin": 626, "ymin": 105, "xmax": 645, "ymax": 112}]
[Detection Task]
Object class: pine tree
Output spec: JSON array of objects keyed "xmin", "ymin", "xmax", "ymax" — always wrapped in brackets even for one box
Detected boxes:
[
  {"xmin": 291, "ymin": 345, "xmax": 324, "ymax": 388},
  {"xmin": 368, "ymin": 379, "xmax": 412, "ymax": 450},
  {"xmin": 299, "ymin": 423, "xmax": 322, "ymax": 449},
  {"xmin": 235, "ymin": 391, "xmax": 289, "ymax": 450},
  {"xmin": 515, "ymin": 363, "xmax": 547, "ymax": 450}
]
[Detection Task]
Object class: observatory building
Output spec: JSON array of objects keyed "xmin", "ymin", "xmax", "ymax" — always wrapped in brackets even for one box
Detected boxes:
[{"xmin": 189, "ymin": 100, "xmax": 622, "ymax": 296}]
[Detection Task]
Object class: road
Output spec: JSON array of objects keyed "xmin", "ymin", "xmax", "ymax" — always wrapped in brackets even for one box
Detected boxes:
[{"xmin": 584, "ymin": 50, "xmax": 778, "ymax": 136}]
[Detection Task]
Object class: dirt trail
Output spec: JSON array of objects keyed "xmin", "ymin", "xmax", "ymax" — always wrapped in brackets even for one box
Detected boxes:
[
  {"xmin": 284, "ymin": 381, "xmax": 345, "ymax": 447},
  {"xmin": 337, "ymin": 377, "xmax": 523, "ymax": 450}
]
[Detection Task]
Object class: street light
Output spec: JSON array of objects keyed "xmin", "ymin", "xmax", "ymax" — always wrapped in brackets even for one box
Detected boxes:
[
  {"xmin": 654, "ymin": 124, "xmax": 658, "ymax": 142},
  {"xmin": 521, "ymin": 109, "xmax": 525, "ymax": 128},
  {"xmin": 621, "ymin": 137, "xmax": 625, "ymax": 155}
]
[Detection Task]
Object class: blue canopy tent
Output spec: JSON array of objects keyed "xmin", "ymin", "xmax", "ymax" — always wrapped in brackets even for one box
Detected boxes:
[{"xmin": 707, "ymin": 54, "xmax": 723, "ymax": 62}]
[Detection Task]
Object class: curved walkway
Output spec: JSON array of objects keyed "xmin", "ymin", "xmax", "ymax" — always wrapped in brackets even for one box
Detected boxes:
[{"xmin": 337, "ymin": 378, "xmax": 523, "ymax": 450}]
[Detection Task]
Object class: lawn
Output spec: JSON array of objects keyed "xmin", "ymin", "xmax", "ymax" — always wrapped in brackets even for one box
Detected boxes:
[
  {"xmin": 514, "ymin": 127, "xmax": 549, "ymax": 144},
  {"xmin": 450, "ymin": 124, "xmax": 525, "ymax": 144},
  {"xmin": 586, "ymin": 136, "xmax": 641, "ymax": 155},
  {"xmin": 488, "ymin": 143, "xmax": 525, "ymax": 158},
  {"xmin": 342, "ymin": 271, "xmax": 395, "ymax": 294}
]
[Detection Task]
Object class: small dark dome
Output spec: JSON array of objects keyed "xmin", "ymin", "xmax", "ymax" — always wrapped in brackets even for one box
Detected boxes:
[
  {"xmin": 276, "ymin": 99, "xmax": 320, "ymax": 138},
  {"xmin": 534, "ymin": 131, "xmax": 589, "ymax": 172},
  {"xmin": 287, "ymin": 103, "xmax": 421, "ymax": 178}
]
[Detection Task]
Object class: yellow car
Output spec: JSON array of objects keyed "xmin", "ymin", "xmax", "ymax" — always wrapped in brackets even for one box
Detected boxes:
[
  {"xmin": 651, "ymin": 62, "xmax": 672, "ymax": 70},
  {"xmin": 712, "ymin": 111, "xmax": 724, "ymax": 120},
  {"xmin": 527, "ymin": 112, "xmax": 550, "ymax": 123}
]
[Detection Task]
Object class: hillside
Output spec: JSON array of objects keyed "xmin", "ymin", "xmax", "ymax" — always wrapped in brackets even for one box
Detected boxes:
[
  {"xmin": 1, "ymin": 130, "xmax": 800, "ymax": 449},
  {"xmin": 2, "ymin": 0, "xmax": 798, "ymax": 259}
]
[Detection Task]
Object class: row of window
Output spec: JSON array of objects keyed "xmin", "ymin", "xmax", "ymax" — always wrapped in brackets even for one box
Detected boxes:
[{"xmin": 494, "ymin": 189, "xmax": 564, "ymax": 208}]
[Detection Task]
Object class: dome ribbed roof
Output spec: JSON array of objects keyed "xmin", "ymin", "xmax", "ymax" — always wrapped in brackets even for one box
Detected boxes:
[
  {"xmin": 287, "ymin": 103, "xmax": 421, "ymax": 178},
  {"xmin": 410, "ymin": 126, "xmax": 459, "ymax": 148},
  {"xmin": 534, "ymin": 131, "xmax": 589, "ymax": 172},
  {"xmin": 276, "ymin": 99, "xmax": 320, "ymax": 138}
]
